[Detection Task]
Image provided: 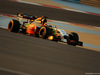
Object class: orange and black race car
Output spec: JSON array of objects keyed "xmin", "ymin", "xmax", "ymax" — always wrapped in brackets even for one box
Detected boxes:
[
  {"xmin": 8, "ymin": 13, "xmax": 83, "ymax": 46},
  {"xmin": 8, "ymin": 13, "xmax": 51, "ymax": 38}
]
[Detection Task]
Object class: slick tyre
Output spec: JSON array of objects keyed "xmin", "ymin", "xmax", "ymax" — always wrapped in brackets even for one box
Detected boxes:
[
  {"xmin": 69, "ymin": 32, "xmax": 79, "ymax": 42},
  {"xmin": 39, "ymin": 27, "xmax": 51, "ymax": 39},
  {"xmin": 8, "ymin": 19, "xmax": 20, "ymax": 33}
]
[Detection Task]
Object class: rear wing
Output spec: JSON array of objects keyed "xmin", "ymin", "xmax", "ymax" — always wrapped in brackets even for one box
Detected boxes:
[
  {"xmin": 17, "ymin": 13, "xmax": 37, "ymax": 23},
  {"xmin": 17, "ymin": 13, "xmax": 48, "ymax": 23},
  {"xmin": 17, "ymin": 13, "xmax": 48, "ymax": 19},
  {"xmin": 17, "ymin": 13, "xmax": 37, "ymax": 20}
]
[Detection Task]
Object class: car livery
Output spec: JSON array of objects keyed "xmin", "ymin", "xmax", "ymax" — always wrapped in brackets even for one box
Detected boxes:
[{"xmin": 8, "ymin": 13, "xmax": 83, "ymax": 46}]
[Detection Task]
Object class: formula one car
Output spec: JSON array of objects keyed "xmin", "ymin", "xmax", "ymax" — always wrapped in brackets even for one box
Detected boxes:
[{"xmin": 8, "ymin": 13, "xmax": 83, "ymax": 46}]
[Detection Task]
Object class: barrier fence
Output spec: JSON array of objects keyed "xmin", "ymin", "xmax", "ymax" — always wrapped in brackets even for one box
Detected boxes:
[
  {"xmin": 81, "ymin": 0, "xmax": 100, "ymax": 8},
  {"xmin": 63, "ymin": 0, "xmax": 100, "ymax": 8}
]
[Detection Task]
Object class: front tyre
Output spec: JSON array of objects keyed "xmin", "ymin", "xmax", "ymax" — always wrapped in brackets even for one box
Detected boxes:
[
  {"xmin": 68, "ymin": 32, "xmax": 79, "ymax": 46},
  {"xmin": 39, "ymin": 27, "xmax": 51, "ymax": 39},
  {"xmin": 69, "ymin": 32, "xmax": 79, "ymax": 42}
]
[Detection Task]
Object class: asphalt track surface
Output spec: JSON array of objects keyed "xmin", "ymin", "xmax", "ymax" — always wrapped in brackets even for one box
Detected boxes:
[
  {"xmin": 0, "ymin": 28, "xmax": 100, "ymax": 75},
  {"xmin": 0, "ymin": 0, "xmax": 100, "ymax": 75},
  {"xmin": 0, "ymin": 0, "xmax": 100, "ymax": 27}
]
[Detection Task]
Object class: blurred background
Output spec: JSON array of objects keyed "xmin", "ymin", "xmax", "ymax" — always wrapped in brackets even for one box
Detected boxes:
[{"xmin": 63, "ymin": 0, "xmax": 100, "ymax": 8}]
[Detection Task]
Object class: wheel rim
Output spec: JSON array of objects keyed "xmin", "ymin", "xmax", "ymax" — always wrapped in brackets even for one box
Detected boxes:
[
  {"xmin": 8, "ymin": 20, "xmax": 13, "ymax": 31},
  {"xmin": 39, "ymin": 27, "xmax": 46, "ymax": 38}
]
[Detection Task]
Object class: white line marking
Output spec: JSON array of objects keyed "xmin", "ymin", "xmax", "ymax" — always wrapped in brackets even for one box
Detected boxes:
[
  {"xmin": 17, "ymin": 0, "xmax": 42, "ymax": 6},
  {"xmin": 94, "ymin": 26, "xmax": 100, "ymax": 29},
  {"xmin": 63, "ymin": 8, "xmax": 87, "ymax": 13}
]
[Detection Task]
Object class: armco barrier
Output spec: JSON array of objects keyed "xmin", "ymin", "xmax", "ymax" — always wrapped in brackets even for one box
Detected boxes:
[
  {"xmin": 81, "ymin": 0, "xmax": 100, "ymax": 8},
  {"xmin": 63, "ymin": 0, "xmax": 100, "ymax": 8},
  {"xmin": 63, "ymin": 0, "xmax": 81, "ymax": 3}
]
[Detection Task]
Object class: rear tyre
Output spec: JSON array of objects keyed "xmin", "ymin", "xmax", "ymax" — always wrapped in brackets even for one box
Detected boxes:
[
  {"xmin": 8, "ymin": 19, "xmax": 20, "ymax": 33},
  {"xmin": 39, "ymin": 27, "xmax": 51, "ymax": 39}
]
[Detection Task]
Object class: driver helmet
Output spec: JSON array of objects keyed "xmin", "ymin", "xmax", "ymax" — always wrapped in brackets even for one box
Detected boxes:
[
  {"xmin": 35, "ymin": 17, "xmax": 42, "ymax": 23},
  {"xmin": 30, "ymin": 19, "xmax": 34, "ymax": 23}
]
